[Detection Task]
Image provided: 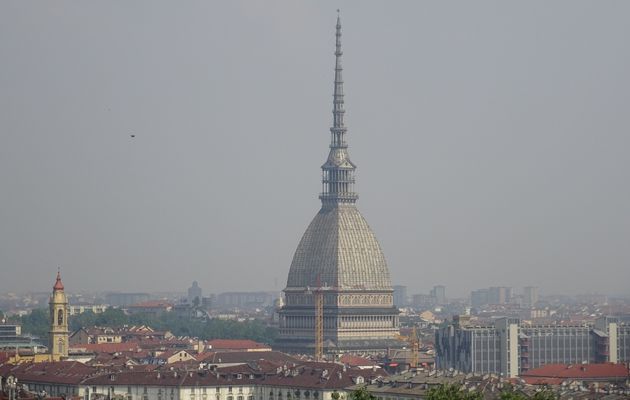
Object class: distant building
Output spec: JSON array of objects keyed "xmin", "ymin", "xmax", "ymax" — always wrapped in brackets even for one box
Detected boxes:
[
  {"xmin": 105, "ymin": 292, "xmax": 150, "ymax": 307},
  {"xmin": 216, "ymin": 292, "xmax": 273, "ymax": 309},
  {"xmin": 202, "ymin": 295, "xmax": 215, "ymax": 310},
  {"xmin": 393, "ymin": 285, "xmax": 408, "ymax": 308},
  {"xmin": 470, "ymin": 289, "xmax": 489, "ymax": 309},
  {"xmin": 411, "ymin": 294, "xmax": 436, "ymax": 310},
  {"xmin": 206, "ymin": 339, "xmax": 272, "ymax": 352},
  {"xmin": 470, "ymin": 287, "xmax": 511, "ymax": 308},
  {"xmin": 487, "ymin": 286, "xmax": 511, "ymax": 305},
  {"xmin": 69, "ymin": 325, "xmax": 172, "ymax": 349},
  {"xmin": 522, "ymin": 286, "xmax": 539, "ymax": 307},
  {"xmin": 0, "ymin": 323, "xmax": 43, "ymax": 351},
  {"xmin": 126, "ymin": 301, "xmax": 173, "ymax": 316},
  {"xmin": 435, "ymin": 315, "xmax": 629, "ymax": 378},
  {"xmin": 187, "ymin": 281, "xmax": 202, "ymax": 306},
  {"xmin": 68, "ymin": 303, "xmax": 108, "ymax": 316},
  {"xmin": 576, "ymin": 293, "xmax": 608, "ymax": 305},
  {"xmin": 153, "ymin": 349, "xmax": 196, "ymax": 365},
  {"xmin": 117, "ymin": 325, "xmax": 172, "ymax": 342},
  {"xmin": 69, "ymin": 327, "xmax": 122, "ymax": 346},
  {"xmin": 430, "ymin": 285, "xmax": 446, "ymax": 305}
]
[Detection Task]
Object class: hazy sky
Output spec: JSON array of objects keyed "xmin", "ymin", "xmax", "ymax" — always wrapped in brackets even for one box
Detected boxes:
[{"xmin": 1, "ymin": 1, "xmax": 629, "ymax": 298}]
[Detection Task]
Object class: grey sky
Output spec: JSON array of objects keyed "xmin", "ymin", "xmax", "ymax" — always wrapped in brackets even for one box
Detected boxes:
[{"xmin": 1, "ymin": 1, "xmax": 629, "ymax": 298}]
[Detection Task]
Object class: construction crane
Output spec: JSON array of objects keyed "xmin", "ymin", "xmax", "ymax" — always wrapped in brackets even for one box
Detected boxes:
[
  {"xmin": 314, "ymin": 287, "xmax": 324, "ymax": 361},
  {"xmin": 396, "ymin": 326, "xmax": 419, "ymax": 370},
  {"xmin": 307, "ymin": 277, "xmax": 330, "ymax": 362}
]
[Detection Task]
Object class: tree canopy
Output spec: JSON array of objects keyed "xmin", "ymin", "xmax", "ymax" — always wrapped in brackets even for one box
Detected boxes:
[
  {"xmin": 347, "ymin": 387, "xmax": 375, "ymax": 400},
  {"xmin": 423, "ymin": 383, "xmax": 557, "ymax": 400},
  {"xmin": 13, "ymin": 307, "xmax": 277, "ymax": 345},
  {"xmin": 425, "ymin": 384, "xmax": 482, "ymax": 400}
]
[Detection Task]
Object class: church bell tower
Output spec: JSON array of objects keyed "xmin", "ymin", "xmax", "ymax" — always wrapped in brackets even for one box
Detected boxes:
[{"xmin": 49, "ymin": 270, "xmax": 69, "ymax": 360}]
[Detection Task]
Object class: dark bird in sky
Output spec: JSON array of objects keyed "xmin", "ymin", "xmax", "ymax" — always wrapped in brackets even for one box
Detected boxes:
[{"xmin": 130, "ymin": 134, "xmax": 135, "ymax": 138}]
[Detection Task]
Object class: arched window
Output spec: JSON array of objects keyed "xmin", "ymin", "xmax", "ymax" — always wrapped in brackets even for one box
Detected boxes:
[
  {"xmin": 57, "ymin": 309, "xmax": 64, "ymax": 325},
  {"xmin": 57, "ymin": 339, "xmax": 64, "ymax": 354}
]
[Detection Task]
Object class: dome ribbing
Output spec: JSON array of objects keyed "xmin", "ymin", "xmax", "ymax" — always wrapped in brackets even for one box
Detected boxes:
[{"xmin": 286, "ymin": 205, "xmax": 391, "ymax": 291}]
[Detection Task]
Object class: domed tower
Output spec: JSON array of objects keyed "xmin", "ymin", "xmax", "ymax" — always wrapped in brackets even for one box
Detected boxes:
[
  {"xmin": 49, "ymin": 270, "xmax": 69, "ymax": 360},
  {"xmin": 276, "ymin": 14, "xmax": 400, "ymax": 355}
]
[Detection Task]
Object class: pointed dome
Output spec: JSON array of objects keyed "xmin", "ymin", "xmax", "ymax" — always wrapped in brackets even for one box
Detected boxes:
[
  {"xmin": 286, "ymin": 204, "xmax": 392, "ymax": 291},
  {"xmin": 285, "ymin": 14, "xmax": 392, "ymax": 293},
  {"xmin": 53, "ymin": 270, "xmax": 64, "ymax": 291}
]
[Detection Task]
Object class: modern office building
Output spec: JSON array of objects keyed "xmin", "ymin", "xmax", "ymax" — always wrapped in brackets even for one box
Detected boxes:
[
  {"xmin": 393, "ymin": 286, "xmax": 409, "ymax": 308},
  {"xmin": 0, "ymin": 324, "xmax": 44, "ymax": 351},
  {"xmin": 470, "ymin": 287, "xmax": 511, "ymax": 308},
  {"xmin": 430, "ymin": 285, "xmax": 446, "ymax": 305},
  {"xmin": 522, "ymin": 287, "xmax": 538, "ymax": 307},
  {"xmin": 488, "ymin": 287, "xmax": 512, "ymax": 305},
  {"xmin": 435, "ymin": 315, "xmax": 628, "ymax": 377}
]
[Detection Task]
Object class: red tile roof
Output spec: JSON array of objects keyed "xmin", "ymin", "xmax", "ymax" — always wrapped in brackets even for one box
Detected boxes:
[
  {"xmin": 0, "ymin": 361, "xmax": 96, "ymax": 385},
  {"xmin": 207, "ymin": 339, "xmax": 271, "ymax": 351},
  {"xmin": 0, "ymin": 352, "xmax": 11, "ymax": 364},
  {"xmin": 196, "ymin": 351, "xmax": 298, "ymax": 365},
  {"xmin": 70, "ymin": 342, "xmax": 141, "ymax": 353},
  {"xmin": 156, "ymin": 349, "xmax": 194, "ymax": 360},
  {"xmin": 53, "ymin": 271, "xmax": 64, "ymax": 291},
  {"xmin": 521, "ymin": 363, "xmax": 629, "ymax": 383},
  {"xmin": 0, "ymin": 358, "xmax": 387, "ymax": 392},
  {"xmin": 339, "ymin": 354, "xmax": 377, "ymax": 367},
  {"xmin": 82, "ymin": 362, "xmax": 386, "ymax": 390}
]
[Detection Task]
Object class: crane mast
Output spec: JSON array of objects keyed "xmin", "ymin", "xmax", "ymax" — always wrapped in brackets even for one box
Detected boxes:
[{"xmin": 314, "ymin": 289, "xmax": 324, "ymax": 361}]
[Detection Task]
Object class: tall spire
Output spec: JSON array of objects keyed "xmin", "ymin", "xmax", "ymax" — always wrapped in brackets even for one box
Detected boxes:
[
  {"xmin": 320, "ymin": 11, "xmax": 358, "ymax": 207},
  {"xmin": 332, "ymin": 11, "xmax": 345, "ymax": 137}
]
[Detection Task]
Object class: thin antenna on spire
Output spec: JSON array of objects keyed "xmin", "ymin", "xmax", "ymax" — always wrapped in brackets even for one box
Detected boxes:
[{"xmin": 332, "ymin": 12, "xmax": 344, "ymax": 133}]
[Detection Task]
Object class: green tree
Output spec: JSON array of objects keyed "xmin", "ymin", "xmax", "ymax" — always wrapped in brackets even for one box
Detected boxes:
[
  {"xmin": 330, "ymin": 392, "xmax": 344, "ymax": 400},
  {"xmin": 498, "ymin": 385, "xmax": 557, "ymax": 400},
  {"xmin": 348, "ymin": 387, "xmax": 375, "ymax": 400},
  {"xmin": 65, "ymin": 308, "xmax": 278, "ymax": 344},
  {"xmin": 531, "ymin": 389, "xmax": 557, "ymax": 400},
  {"xmin": 12, "ymin": 309, "xmax": 50, "ymax": 345},
  {"xmin": 426, "ymin": 384, "xmax": 482, "ymax": 400}
]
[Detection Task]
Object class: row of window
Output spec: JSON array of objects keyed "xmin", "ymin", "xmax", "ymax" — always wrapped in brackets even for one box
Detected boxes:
[{"xmin": 85, "ymin": 387, "xmax": 323, "ymax": 400}]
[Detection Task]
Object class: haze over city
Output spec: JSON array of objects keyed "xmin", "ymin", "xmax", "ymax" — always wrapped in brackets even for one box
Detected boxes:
[{"xmin": 1, "ymin": 1, "xmax": 629, "ymax": 297}]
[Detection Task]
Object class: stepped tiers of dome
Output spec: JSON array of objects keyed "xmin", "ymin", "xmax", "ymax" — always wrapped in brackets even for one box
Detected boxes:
[{"xmin": 276, "ymin": 15, "xmax": 400, "ymax": 355}]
